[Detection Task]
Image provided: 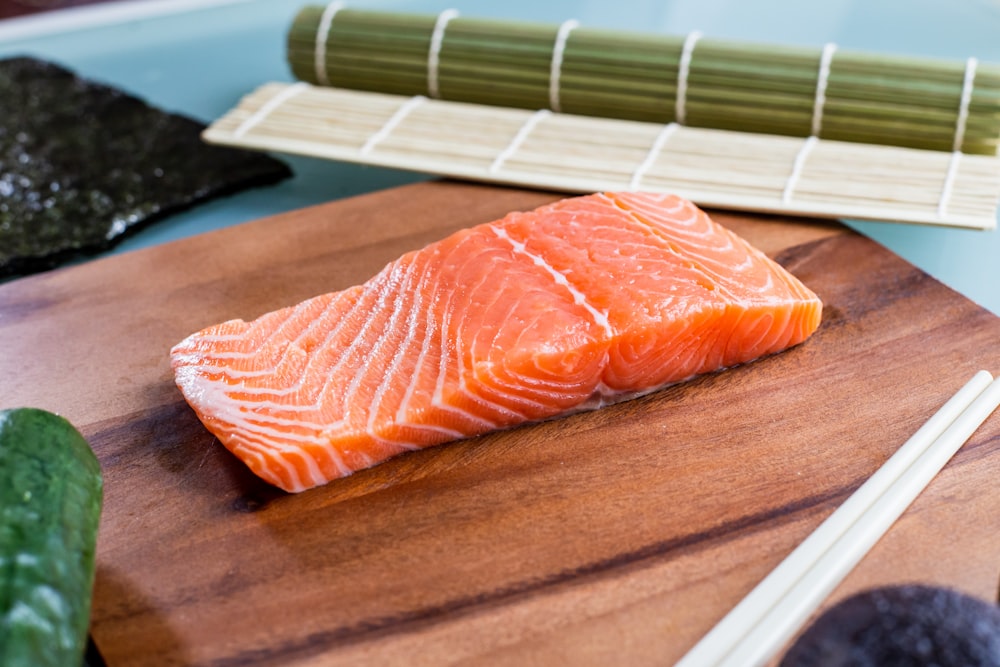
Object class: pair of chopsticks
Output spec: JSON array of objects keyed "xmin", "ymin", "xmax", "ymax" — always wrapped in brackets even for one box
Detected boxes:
[{"xmin": 676, "ymin": 369, "xmax": 1000, "ymax": 667}]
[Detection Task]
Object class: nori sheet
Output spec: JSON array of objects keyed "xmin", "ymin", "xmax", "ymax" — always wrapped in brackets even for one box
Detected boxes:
[{"xmin": 0, "ymin": 56, "xmax": 292, "ymax": 277}]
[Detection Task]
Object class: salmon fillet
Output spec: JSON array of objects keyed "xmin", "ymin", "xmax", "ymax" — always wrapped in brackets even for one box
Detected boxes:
[{"xmin": 171, "ymin": 192, "xmax": 822, "ymax": 493}]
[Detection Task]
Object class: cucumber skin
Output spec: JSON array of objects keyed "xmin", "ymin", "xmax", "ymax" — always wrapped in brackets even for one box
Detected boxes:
[{"xmin": 0, "ymin": 408, "xmax": 103, "ymax": 667}]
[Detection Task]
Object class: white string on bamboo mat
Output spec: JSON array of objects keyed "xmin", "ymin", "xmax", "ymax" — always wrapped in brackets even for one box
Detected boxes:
[
  {"xmin": 630, "ymin": 122, "xmax": 679, "ymax": 190},
  {"xmin": 490, "ymin": 109, "xmax": 551, "ymax": 173},
  {"xmin": 675, "ymin": 30, "xmax": 703, "ymax": 125},
  {"xmin": 233, "ymin": 82, "xmax": 309, "ymax": 139},
  {"xmin": 952, "ymin": 56, "xmax": 978, "ymax": 152},
  {"xmin": 934, "ymin": 57, "xmax": 979, "ymax": 217},
  {"xmin": 313, "ymin": 1, "xmax": 344, "ymax": 87},
  {"xmin": 427, "ymin": 8, "xmax": 459, "ymax": 99},
  {"xmin": 360, "ymin": 95, "xmax": 427, "ymax": 155},
  {"xmin": 782, "ymin": 135, "xmax": 818, "ymax": 204},
  {"xmin": 549, "ymin": 18, "xmax": 580, "ymax": 113},
  {"xmin": 938, "ymin": 151, "xmax": 963, "ymax": 218},
  {"xmin": 810, "ymin": 42, "xmax": 837, "ymax": 137}
]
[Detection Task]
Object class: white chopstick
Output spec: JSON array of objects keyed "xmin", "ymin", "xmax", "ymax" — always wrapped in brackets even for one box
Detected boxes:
[{"xmin": 676, "ymin": 369, "xmax": 1000, "ymax": 667}]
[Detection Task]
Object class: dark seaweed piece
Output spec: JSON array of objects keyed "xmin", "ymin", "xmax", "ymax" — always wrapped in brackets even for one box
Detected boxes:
[
  {"xmin": 0, "ymin": 56, "xmax": 292, "ymax": 277},
  {"xmin": 781, "ymin": 584, "xmax": 1000, "ymax": 667}
]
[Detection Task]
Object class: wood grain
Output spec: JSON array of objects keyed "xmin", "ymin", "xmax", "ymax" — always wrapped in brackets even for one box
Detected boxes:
[{"xmin": 1, "ymin": 181, "xmax": 998, "ymax": 666}]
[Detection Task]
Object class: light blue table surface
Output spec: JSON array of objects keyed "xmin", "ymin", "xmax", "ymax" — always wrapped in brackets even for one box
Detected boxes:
[{"xmin": 2, "ymin": 0, "xmax": 999, "ymax": 315}]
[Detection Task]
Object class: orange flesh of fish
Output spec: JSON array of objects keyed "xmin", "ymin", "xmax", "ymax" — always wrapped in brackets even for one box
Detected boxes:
[{"xmin": 170, "ymin": 192, "xmax": 822, "ymax": 492}]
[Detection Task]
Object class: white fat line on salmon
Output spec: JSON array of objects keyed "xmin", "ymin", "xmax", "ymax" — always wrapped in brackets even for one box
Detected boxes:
[
  {"xmin": 192, "ymin": 366, "xmax": 278, "ymax": 380},
  {"xmin": 185, "ymin": 387, "xmax": 332, "ymax": 445},
  {"xmin": 237, "ymin": 436, "xmax": 327, "ymax": 491},
  {"xmin": 690, "ymin": 248, "xmax": 774, "ymax": 302},
  {"xmin": 489, "ymin": 225, "xmax": 612, "ymax": 338},
  {"xmin": 390, "ymin": 418, "xmax": 469, "ymax": 443},
  {"xmin": 469, "ymin": 351, "xmax": 578, "ymax": 411},
  {"xmin": 630, "ymin": 122, "xmax": 679, "ymax": 191},
  {"xmin": 424, "ymin": 239, "xmax": 527, "ymax": 426},
  {"xmin": 782, "ymin": 135, "xmax": 818, "ymax": 205},
  {"xmin": 171, "ymin": 353, "xmax": 284, "ymax": 379},
  {"xmin": 231, "ymin": 442, "xmax": 309, "ymax": 492},
  {"xmin": 675, "ymin": 30, "xmax": 702, "ymax": 125},
  {"xmin": 196, "ymin": 396, "xmax": 334, "ymax": 479},
  {"xmin": 445, "ymin": 261, "xmax": 557, "ymax": 418},
  {"xmin": 359, "ymin": 259, "xmax": 439, "ymax": 443},
  {"xmin": 602, "ymin": 191, "xmax": 694, "ymax": 228},
  {"xmin": 193, "ymin": 390, "xmax": 321, "ymax": 413},
  {"xmin": 307, "ymin": 267, "xmax": 408, "ymax": 420},
  {"xmin": 431, "ymin": 262, "xmax": 526, "ymax": 428},
  {"xmin": 382, "ymin": 258, "xmax": 489, "ymax": 438},
  {"xmin": 379, "ymin": 257, "xmax": 433, "ymax": 426},
  {"xmin": 600, "ymin": 194, "xmax": 750, "ymax": 302},
  {"xmin": 178, "ymin": 294, "xmax": 369, "ymax": 404},
  {"xmin": 483, "ymin": 370, "xmax": 601, "ymax": 415},
  {"xmin": 768, "ymin": 307, "xmax": 797, "ymax": 350},
  {"xmin": 810, "ymin": 43, "xmax": 837, "ymax": 137},
  {"xmin": 472, "ymin": 302, "xmax": 600, "ymax": 407},
  {"xmin": 177, "ymin": 354, "xmax": 325, "ymax": 397},
  {"xmin": 490, "ymin": 109, "xmax": 551, "ymax": 174},
  {"xmin": 233, "ymin": 82, "xmax": 309, "ymax": 139},
  {"xmin": 356, "ymin": 450, "xmax": 378, "ymax": 467},
  {"xmin": 301, "ymin": 439, "xmax": 354, "ymax": 480},
  {"xmin": 177, "ymin": 332, "xmax": 247, "ymax": 343},
  {"xmin": 600, "ymin": 191, "xmax": 693, "ymax": 235},
  {"xmin": 249, "ymin": 431, "xmax": 350, "ymax": 491},
  {"xmin": 427, "ymin": 8, "xmax": 459, "ymax": 98},
  {"xmin": 225, "ymin": 411, "xmax": 352, "ymax": 481},
  {"xmin": 469, "ymin": 293, "xmax": 598, "ymax": 400},
  {"xmin": 224, "ymin": 269, "xmax": 404, "ymax": 410},
  {"xmin": 461, "ymin": 263, "xmax": 581, "ymax": 410},
  {"xmin": 467, "ymin": 299, "xmax": 600, "ymax": 402},
  {"xmin": 313, "ymin": 1, "xmax": 345, "ymax": 86},
  {"xmin": 361, "ymin": 96, "xmax": 427, "ymax": 155},
  {"xmin": 953, "ymin": 57, "xmax": 978, "ymax": 152},
  {"xmin": 549, "ymin": 18, "xmax": 579, "ymax": 113},
  {"xmin": 228, "ymin": 298, "xmax": 328, "ymax": 366},
  {"xmin": 175, "ymin": 340, "xmax": 380, "ymax": 428},
  {"xmin": 281, "ymin": 292, "xmax": 372, "ymax": 397},
  {"xmin": 395, "ymin": 300, "xmax": 489, "ymax": 434},
  {"xmin": 173, "ymin": 350, "xmax": 278, "ymax": 364},
  {"xmin": 452, "ymin": 377, "xmax": 532, "ymax": 424},
  {"xmin": 631, "ymin": 191, "xmax": 683, "ymax": 208}
]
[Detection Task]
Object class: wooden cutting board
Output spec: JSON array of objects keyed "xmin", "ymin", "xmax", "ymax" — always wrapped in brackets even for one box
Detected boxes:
[{"xmin": 1, "ymin": 181, "xmax": 998, "ymax": 666}]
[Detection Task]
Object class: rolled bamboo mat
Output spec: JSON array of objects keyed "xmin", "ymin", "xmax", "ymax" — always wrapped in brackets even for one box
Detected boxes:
[
  {"xmin": 287, "ymin": 6, "xmax": 1000, "ymax": 156},
  {"xmin": 203, "ymin": 83, "xmax": 1000, "ymax": 229}
]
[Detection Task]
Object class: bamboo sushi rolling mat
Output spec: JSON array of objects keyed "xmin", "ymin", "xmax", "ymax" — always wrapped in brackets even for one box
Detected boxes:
[{"xmin": 203, "ymin": 6, "xmax": 1000, "ymax": 230}]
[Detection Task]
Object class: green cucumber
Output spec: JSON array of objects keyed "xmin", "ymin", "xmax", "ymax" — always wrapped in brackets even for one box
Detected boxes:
[{"xmin": 0, "ymin": 408, "xmax": 103, "ymax": 667}]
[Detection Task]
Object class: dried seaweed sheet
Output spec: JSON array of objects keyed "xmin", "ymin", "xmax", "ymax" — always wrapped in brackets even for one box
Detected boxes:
[{"xmin": 0, "ymin": 56, "xmax": 292, "ymax": 277}]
